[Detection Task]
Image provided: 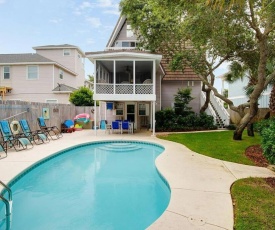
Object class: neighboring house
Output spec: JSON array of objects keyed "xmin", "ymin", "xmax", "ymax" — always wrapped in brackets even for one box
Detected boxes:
[
  {"xmin": 0, "ymin": 44, "xmax": 85, "ymax": 104},
  {"xmin": 225, "ymin": 77, "xmax": 271, "ymax": 123},
  {"xmin": 86, "ymin": 16, "xmax": 228, "ymax": 134}
]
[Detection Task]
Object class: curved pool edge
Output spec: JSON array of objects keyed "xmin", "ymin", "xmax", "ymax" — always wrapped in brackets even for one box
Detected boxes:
[{"xmin": 3, "ymin": 140, "xmax": 167, "ymax": 190}]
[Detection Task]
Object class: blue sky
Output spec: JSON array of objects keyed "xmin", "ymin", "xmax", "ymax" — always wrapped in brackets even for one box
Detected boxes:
[
  {"xmin": 0, "ymin": 0, "xmax": 121, "ymax": 76},
  {"xmin": 0, "ymin": 0, "xmax": 227, "ymax": 90}
]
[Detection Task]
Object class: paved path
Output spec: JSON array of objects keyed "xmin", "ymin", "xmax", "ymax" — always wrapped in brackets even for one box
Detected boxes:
[{"xmin": 0, "ymin": 130, "xmax": 274, "ymax": 230}]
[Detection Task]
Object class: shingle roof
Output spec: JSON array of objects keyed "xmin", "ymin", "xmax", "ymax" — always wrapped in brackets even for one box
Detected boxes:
[
  {"xmin": 161, "ymin": 59, "xmax": 201, "ymax": 81},
  {"xmin": 0, "ymin": 53, "xmax": 54, "ymax": 64},
  {"xmin": 52, "ymin": 84, "xmax": 77, "ymax": 92}
]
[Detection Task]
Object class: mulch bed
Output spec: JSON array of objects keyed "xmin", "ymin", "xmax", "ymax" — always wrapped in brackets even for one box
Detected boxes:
[{"xmin": 245, "ymin": 144, "xmax": 275, "ymax": 189}]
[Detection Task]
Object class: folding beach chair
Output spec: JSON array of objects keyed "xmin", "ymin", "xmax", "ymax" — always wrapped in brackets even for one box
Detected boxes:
[
  {"xmin": 111, "ymin": 121, "xmax": 121, "ymax": 134},
  {"xmin": 0, "ymin": 141, "xmax": 8, "ymax": 159},
  {"xmin": 37, "ymin": 117, "xmax": 62, "ymax": 140},
  {"xmin": 0, "ymin": 120, "xmax": 33, "ymax": 151},
  {"xmin": 19, "ymin": 119, "xmax": 50, "ymax": 145}
]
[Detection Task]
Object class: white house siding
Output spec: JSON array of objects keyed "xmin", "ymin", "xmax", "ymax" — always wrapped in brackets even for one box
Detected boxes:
[
  {"xmin": 161, "ymin": 80, "xmax": 201, "ymax": 113},
  {"xmin": 36, "ymin": 48, "xmax": 85, "ymax": 86},
  {"xmin": 53, "ymin": 66, "xmax": 77, "ymax": 90},
  {"xmin": 228, "ymin": 78, "xmax": 271, "ymax": 108},
  {"xmin": 3, "ymin": 64, "xmax": 71, "ymax": 103}
]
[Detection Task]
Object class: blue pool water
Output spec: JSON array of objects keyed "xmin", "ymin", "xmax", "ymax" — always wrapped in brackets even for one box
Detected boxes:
[{"xmin": 0, "ymin": 141, "xmax": 170, "ymax": 230}]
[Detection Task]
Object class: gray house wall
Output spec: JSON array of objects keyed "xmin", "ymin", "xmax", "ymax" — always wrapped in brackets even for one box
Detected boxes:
[{"xmin": 161, "ymin": 80, "xmax": 201, "ymax": 113}]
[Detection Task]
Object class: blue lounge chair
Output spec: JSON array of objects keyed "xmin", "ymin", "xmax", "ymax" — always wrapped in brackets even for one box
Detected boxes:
[
  {"xmin": 0, "ymin": 120, "xmax": 33, "ymax": 151},
  {"xmin": 37, "ymin": 117, "xmax": 62, "ymax": 140},
  {"xmin": 111, "ymin": 121, "xmax": 120, "ymax": 134},
  {"xmin": 121, "ymin": 121, "xmax": 130, "ymax": 134},
  {"xmin": 19, "ymin": 119, "xmax": 50, "ymax": 145},
  {"xmin": 0, "ymin": 142, "xmax": 7, "ymax": 159}
]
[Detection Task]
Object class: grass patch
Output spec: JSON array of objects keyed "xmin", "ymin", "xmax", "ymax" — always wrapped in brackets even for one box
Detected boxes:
[
  {"xmin": 231, "ymin": 178, "xmax": 275, "ymax": 229},
  {"xmin": 157, "ymin": 130, "xmax": 261, "ymax": 165}
]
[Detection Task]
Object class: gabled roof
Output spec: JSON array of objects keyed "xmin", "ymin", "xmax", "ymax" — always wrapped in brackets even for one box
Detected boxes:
[
  {"xmin": 106, "ymin": 16, "xmax": 127, "ymax": 48},
  {"xmin": 0, "ymin": 53, "xmax": 77, "ymax": 76},
  {"xmin": 92, "ymin": 15, "xmax": 201, "ymax": 81},
  {"xmin": 33, "ymin": 44, "xmax": 85, "ymax": 56},
  {"xmin": 0, "ymin": 53, "xmax": 54, "ymax": 64},
  {"xmin": 52, "ymin": 84, "xmax": 77, "ymax": 93}
]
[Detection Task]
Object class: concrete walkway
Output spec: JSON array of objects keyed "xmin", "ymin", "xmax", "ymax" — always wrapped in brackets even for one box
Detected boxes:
[{"xmin": 0, "ymin": 130, "xmax": 274, "ymax": 230}]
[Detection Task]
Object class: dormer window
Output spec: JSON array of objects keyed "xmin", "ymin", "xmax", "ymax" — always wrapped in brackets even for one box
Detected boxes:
[{"xmin": 63, "ymin": 49, "xmax": 71, "ymax": 56}]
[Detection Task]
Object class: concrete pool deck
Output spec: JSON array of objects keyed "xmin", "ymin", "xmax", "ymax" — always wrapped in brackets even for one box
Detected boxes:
[{"xmin": 0, "ymin": 129, "xmax": 274, "ymax": 230}]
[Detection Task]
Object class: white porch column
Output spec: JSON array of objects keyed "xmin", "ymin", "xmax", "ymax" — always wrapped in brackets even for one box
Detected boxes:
[
  {"xmin": 152, "ymin": 101, "xmax": 156, "ymax": 136},
  {"xmin": 94, "ymin": 100, "xmax": 97, "ymax": 136}
]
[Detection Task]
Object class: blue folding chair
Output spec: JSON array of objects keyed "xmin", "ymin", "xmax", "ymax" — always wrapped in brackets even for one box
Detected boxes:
[
  {"xmin": 37, "ymin": 117, "xmax": 62, "ymax": 140},
  {"xmin": 19, "ymin": 119, "xmax": 50, "ymax": 144},
  {"xmin": 122, "ymin": 121, "xmax": 130, "ymax": 134},
  {"xmin": 0, "ymin": 120, "xmax": 33, "ymax": 151},
  {"xmin": 111, "ymin": 121, "xmax": 120, "ymax": 134}
]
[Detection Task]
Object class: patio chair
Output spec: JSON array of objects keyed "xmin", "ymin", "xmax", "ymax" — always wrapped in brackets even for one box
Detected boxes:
[
  {"xmin": 61, "ymin": 120, "xmax": 75, "ymax": 133},
  {"xmin": 0, "ymin": 141, "xmax": 8, "ymax": 159},
  {"xmin": 19, "ymin": 119, "xmax": 50, "ymax": 145},
  {"xmin": 111, "ymin": 121, "xmax": 121, "ymax": 134},
  {"xmin": 121, "ymin": 121, "xmax": 131, "ymax": 134},
  {"xmin": 143, "ymin": 79, "xmax": 152, "ymax": 84},
  {"xmin": 0, "ymin": 120, "xmax": 33, "ymax": 151},
  {"xmin": 37, "ymin": 117, "xmax": 63, "ymax": 140}
]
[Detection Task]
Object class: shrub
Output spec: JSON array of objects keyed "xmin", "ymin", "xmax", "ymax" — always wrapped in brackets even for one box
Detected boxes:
[
  {"xmin": 155, "ymin": 110, "xmax": 216, "ymax": 132},
  {"xmin": 261, "ymin": 120, "xmax": 275, "ymax": 164},
  {"xmin": 69, "ymin": 87, "xmax": 94, "ymax": 106},
  {"xmin": 254, "ymin": 117, "xmax": 275, "ymax": 135}
]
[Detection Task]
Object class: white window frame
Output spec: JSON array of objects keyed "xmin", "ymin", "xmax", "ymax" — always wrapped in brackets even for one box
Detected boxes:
[
  {"xmin": 3, "ymin": 66, "xmax": 10, "ymax": 79},
  {"xmin": 46, "ymin": 99, "xmax": 58, "ymax": 103},
  {"xmin": 59, "ymin": 69, "xmax": 64, "ymax": 79},
  {"xmin": 27, "ymin": 65, "xmax": 39, "ymax": 80},
  {"xmin": 63, "ymin": 49, "xmax": 71, "ymax": 56}
]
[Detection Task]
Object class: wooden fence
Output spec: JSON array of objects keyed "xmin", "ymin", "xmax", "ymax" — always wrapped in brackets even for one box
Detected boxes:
[{"xmin": 0, "ymin": 100, "xmax": 99, "ymax": 130}]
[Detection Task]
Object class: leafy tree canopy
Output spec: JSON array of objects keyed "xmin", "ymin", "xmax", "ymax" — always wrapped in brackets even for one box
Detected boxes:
[
  {"xmin": 120, "ymin": 0, "xmax": 275, "ymax": 140},
  {"xmin": 69, "ymin": 87, "xmax": 94, "ymax": 106}
]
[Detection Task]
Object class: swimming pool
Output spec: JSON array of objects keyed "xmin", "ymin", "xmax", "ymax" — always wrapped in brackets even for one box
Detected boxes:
[{"xmin": 0, "ymin": 141, "xmax": 170, "ymax": 230}]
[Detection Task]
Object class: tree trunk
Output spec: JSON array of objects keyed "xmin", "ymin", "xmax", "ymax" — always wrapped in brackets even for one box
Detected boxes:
[
  {"xmin": 233, "ymin": 100, "xmax": 259, "ymax": 140},
  {"xmin": 247, "ymin": 123, "xmax": 254, "ymax": 136},
  {"xmin": 200, "ymin": 89, "xmax": 211, "ymax": 113}
]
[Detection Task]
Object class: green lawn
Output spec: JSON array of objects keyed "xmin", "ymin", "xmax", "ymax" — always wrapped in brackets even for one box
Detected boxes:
[
  {"xmin": 231, "ymin": 178, "xmax": 275, "ymax": 230},
  {"xmin": 157, "ymin": 130, "xmax": 261, "ymax": 165},
  {"xmin": 157, "ymin": 130, "xmax": 275, "ymax": 229}
]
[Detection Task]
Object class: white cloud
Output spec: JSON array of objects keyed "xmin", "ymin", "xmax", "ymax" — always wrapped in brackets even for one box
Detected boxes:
[
  {"xmin": 86, "ymin": 38, "xmax": 95, "ymax": 44},
  {"xmin": 97, "ymin": 0, "xmax": 113, "ymax": 7},
  {"xmin": 86, "ymin": 17, "xmax": 101, "ymax": 28},
  {"xmin": 49, "ymin": 18, "xmax": 62, "ymax": 24},
  {"xmin": 79, "ymin": 1, "xmax": 93, "ymax": 9},
  {"xmin": 103, "ymin": 9, "xmax": 120, "ymax": 15}
]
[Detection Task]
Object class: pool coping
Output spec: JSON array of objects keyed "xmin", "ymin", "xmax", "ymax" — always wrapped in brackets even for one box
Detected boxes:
[{"xmin": 0, "ymin": 129, "xmax": 275, "ymax": 229}]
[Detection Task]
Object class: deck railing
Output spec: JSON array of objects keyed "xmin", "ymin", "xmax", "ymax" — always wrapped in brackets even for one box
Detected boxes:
[{"xmin": 96, "ymin": 83, "xmax": 153, "ymax": 95}]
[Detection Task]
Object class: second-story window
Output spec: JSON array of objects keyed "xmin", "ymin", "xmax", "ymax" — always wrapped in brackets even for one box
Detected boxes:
[
  {"xmin": 27, "ymin": 66, "xmax": 38, "ymax": 80},
  {"xmin": 59, "ymin": 69, "xmax": 64, "ymax": 79},
  {"xmin": 63, "ymin": 49, "xmax": 71, "ymax": 56},
  {"xmin": 3, "ymin": 66, "xmax": 10, "ymax": 79}
]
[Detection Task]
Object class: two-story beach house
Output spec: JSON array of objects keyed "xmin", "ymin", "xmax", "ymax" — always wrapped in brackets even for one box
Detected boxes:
[
  {"xmin": 86, "ymin": 16, "xmax": 229, "ymax": 135},
  {"xmin": 0, "ymin": 44, "xmax": 85, "ymax": 103}
]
